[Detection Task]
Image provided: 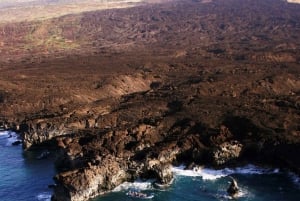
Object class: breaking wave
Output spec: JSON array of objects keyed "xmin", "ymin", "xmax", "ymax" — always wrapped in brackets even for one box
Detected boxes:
[
  {"xmin": 218, "ymin": 189, "xmax": 248, "ymax": 200},
  {"xmin": 5, "ymin": 131, "xmax": 20, "ymax": 146},
  {"xmin": 288, "ymin": 172, "xmax": 300, "ymax": 188},
  {"xmin": 0, "ymin": 130, "xmax": 10, "ymax": 136},
  {"xmin": 172, "ymin": 165, "xmax": 227, "ymax": 180},
  {"xmin": 36, "ymin": 192, "xmax": 51, "ymax": 201},
  {"xmin": 172, "ymin": 164, "xmax": 280, "ymax": 180},
  {"xmin": 112, "ymin": 179, "xmax": 155, "ymax": 192},
  {"xmin": 0, "ymin": 130, "xmax": 21, "ymax": 146}
]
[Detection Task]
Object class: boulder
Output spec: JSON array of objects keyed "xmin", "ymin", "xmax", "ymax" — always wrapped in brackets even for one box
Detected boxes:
[
  {"xmin": 144, "ymin": 160, "xmax": 173, "ymax": 184},
  {"xmin": 12, "ymin": 140, "xmax": 22, "ymax": 146},
  {"xmin": 227, "ymin": 177, "xmax": 239, "ymax": 197}
]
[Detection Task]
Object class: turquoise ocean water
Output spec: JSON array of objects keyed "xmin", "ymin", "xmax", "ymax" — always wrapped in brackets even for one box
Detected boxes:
[{"xmin": 1, "ymin": 131, "xmax": 300, "ymax": 201}]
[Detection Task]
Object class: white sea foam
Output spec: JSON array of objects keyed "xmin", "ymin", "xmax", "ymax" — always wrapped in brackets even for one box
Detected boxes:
[
  {"xmin": 172, "ymin": 164, "xmax": 279, "ymax": 180},
  {"xmin": 37, "ymin": 192, "xmax": 51, "ymax": 201},
  {"xmin": 220, "ymin": 189, "xmax": 247, "ymax": 200},
  {"xmin": 172, "ymin": 165, "xmax": 229, "ymax": 180},
  {"xmin": 288, "ymin": 172, "xmax": 300, "ymax": 188},
  {"xmin": 233, "ymin": 164, "xmax": 280, "ymax": 175},
  {"xmin": 0, "ymin": 130, "xmax": 21, "ymax": 146},
  {"xmin": 5, "ymin": 131, "xmax": 21, "ymax": 146},
  {"xmin": 0, "ymin": 130, "xmax": 10, "ymax": 136},
  {"xmin": 112, "ymin": 179, "xmax": 155, "ymax": 192}
]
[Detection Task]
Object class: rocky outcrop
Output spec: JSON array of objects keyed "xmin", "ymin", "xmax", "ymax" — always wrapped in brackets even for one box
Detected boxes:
[
  {"xmin": 227, "ymin": 177, "xmax": 239, "ymax": 198},
  {"xmin": 12, "ymin": 95, "xmax": 299, "ymax": 201},
  {"xmin": 212, "ymin": 141, "xmax": 243, "ymax": 166},
  {"xmin": 52, "ymin": 156, "xmax": 174, "ymax": 201},
  {"xmin": 50, "ymin": 119, "xmax": 178, "ymax": 201},
  {"xmin": 5, "ymin": 80, "xmax": 299, "ymax": 201},
  {"xmin": 143, "ymin": 159, "xmax": 173, "ymax": 184},
  {"xmin": 18, "ymin": 111, "xmax": 112, "ymax": 149},
  {"xmin": 52, "ymin": 155, "xmax": 130, "ymax": 201},
  {"xmin": 22, "ymin": 123, "xmax": 66, "ymax": 149}
]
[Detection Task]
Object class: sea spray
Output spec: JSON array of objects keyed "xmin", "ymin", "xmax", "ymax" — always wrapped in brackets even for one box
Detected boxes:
[
  {"xmin": 112, "ymin": 178, "xmax": 155, "ymax": 192},
  {"xmin": 5, "ymin": 131, "xmax": 21, "ymax": 146},
  {"xmin": 112, "ymin": 164, "xmax": 282, "ymax": 193},
  {"xmin": 288, "ymin": 172, "xmax": 300, "ymax": 188},
  {"xmin": 172, "ymin": 164, "xmax": 281, "ymax": 180},
  {"xmin": 37, "ymin": 192, "xmax": 52, "ymax": 201},
  {"xmin": 0, "ymin": 130, "xmax": 9, "ymax": 136}
]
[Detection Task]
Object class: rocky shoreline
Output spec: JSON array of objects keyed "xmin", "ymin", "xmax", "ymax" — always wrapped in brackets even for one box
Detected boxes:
[
  {"xmin": 1, "ymin": 0, "xmax": 300, "ymax": 200},
  {"xmin": 2, "ymin": 77, "xmax": 300, "ymax": 201}
]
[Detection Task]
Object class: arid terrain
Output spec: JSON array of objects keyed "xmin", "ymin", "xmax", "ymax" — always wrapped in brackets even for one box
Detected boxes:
[
  {"xmin": 0, "ymin": 0, "xmax": 300, "ymax": 200},
  {"xmin": 0, "ymin": 0, "xmax": 155, "ymax": 23}
]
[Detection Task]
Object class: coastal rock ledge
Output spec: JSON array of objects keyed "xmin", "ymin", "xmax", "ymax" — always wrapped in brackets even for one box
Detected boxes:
[
  {"xmin": 3, "ymin": 99, "xmax": 300, "ymax": 201},
  {"xmin": 3, "ymin": 87, "xmax": 300, "ymax": 201}
]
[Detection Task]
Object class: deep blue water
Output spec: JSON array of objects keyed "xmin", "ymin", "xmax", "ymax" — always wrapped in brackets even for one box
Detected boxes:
[
  {"xmin": 1, "ymin": 130, "xmax": 300, "ymax": 201},
  {"xmin": 91, "ymin": 167, "xmax": 300, "ymax": 201},
  {"xmin": 0, "ymin": 131, "xmax": 55, "ymax": 201}
]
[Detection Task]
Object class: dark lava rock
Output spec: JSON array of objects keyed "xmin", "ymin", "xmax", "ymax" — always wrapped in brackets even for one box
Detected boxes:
[
  {"xmin": 227, "ymin": 177, "xmax": 239, "ymax": 198},
  {"xmin": 12, "ymin": 140, "xmax": 22, "ymax": 146}
]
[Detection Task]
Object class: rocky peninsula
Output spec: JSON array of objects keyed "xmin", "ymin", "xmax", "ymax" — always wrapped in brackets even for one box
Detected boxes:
[{"xmin": 0, "ymin": 0, "xmax": 300, "ymax": 200}]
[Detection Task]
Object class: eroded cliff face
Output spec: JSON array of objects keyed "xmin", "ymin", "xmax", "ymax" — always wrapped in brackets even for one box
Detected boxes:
[
  {"xmin": 8, "ymin": 72, "xmax": 154, "ymax": 149},
  {"xmin": 50, "ymin": 120, "xmax": 177, "ymax": 201},
  {"xmin": 9, "ymin": 72, "xmax": 299, "ymax": 201},
  {"xmin": 3, "ymin": 66, "xmax": 300, "ymax": 201},
  {"xmin": 52, "ymin": 155, "xmax": 130, "ymax": 201}
]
